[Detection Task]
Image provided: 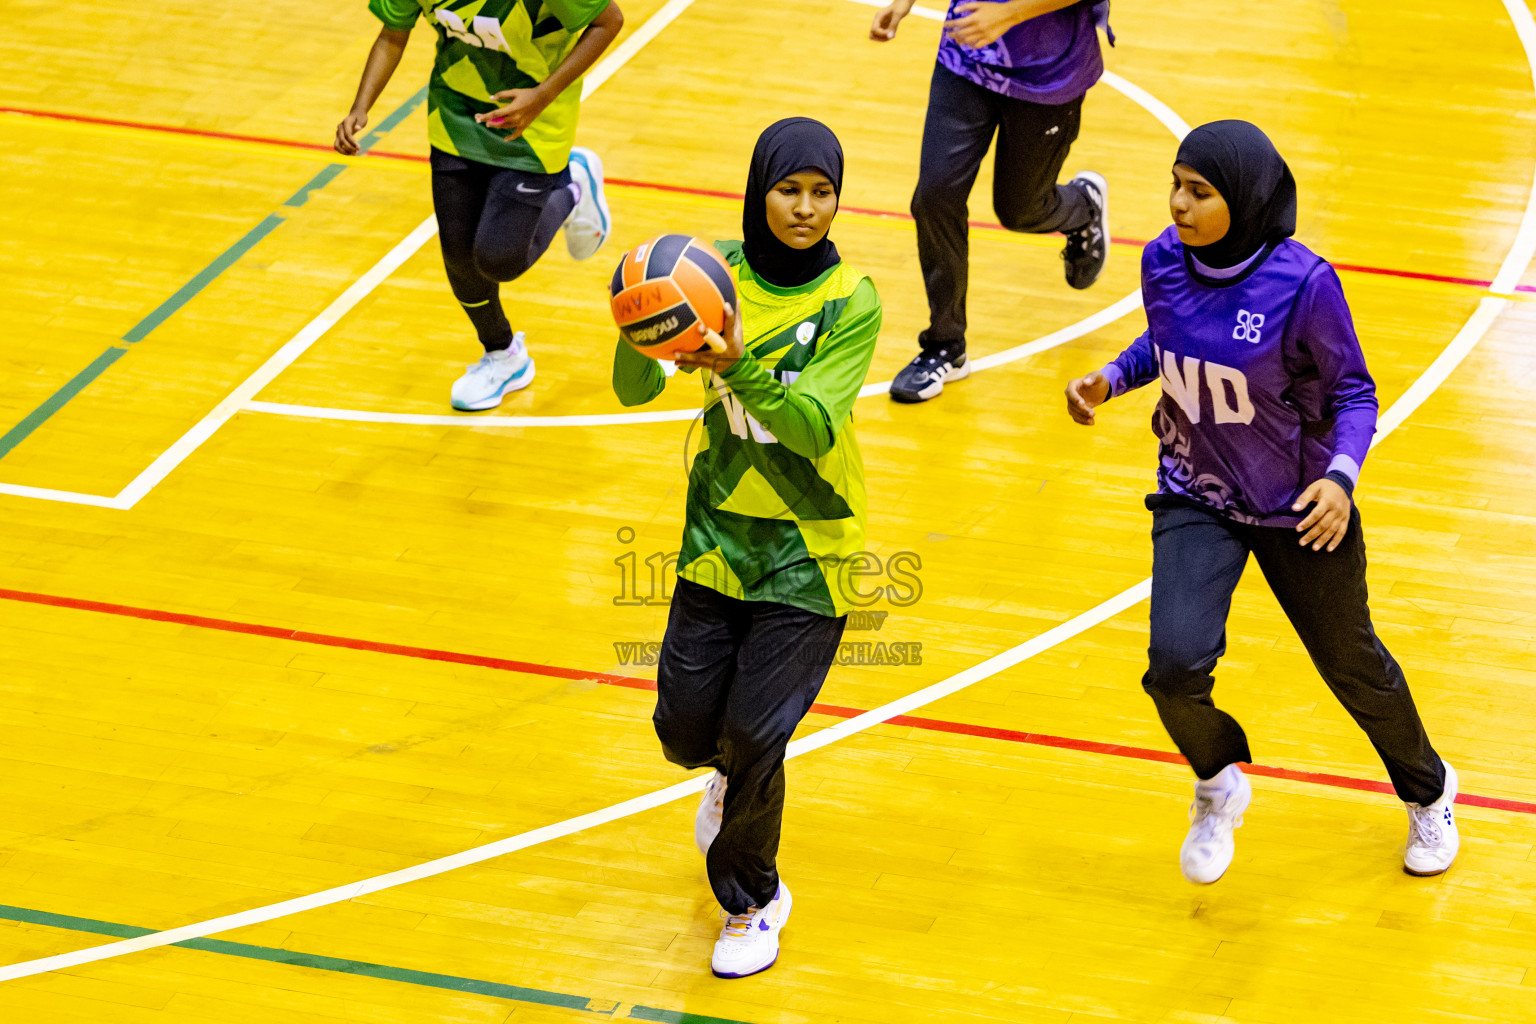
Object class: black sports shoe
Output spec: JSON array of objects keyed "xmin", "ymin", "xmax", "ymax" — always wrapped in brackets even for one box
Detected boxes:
[
  {"xmin": 890, "ymin": 348, "xmax": 970, "ymax": 403},
  {"xmin": 1061, "ymin": 171, "xmax": 1108, "ymax": 290}
]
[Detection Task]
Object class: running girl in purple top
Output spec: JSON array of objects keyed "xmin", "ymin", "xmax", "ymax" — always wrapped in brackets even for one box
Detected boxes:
[
  {"xmin": 872, "ymin": 0, "xmax": 1113, "ymax": 403},
  {"xmin": 1064, "ymin": 120, "xmax": 1460, "ymax": 885}
]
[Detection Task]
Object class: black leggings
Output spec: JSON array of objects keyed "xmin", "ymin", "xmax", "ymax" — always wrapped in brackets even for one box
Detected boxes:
[
  {"xmin": 1142, "ymin": 497, "xmax": 1445, "ymax": 805},
  {"xmin": 430, "ymin": 148, "xmax": 576, "ymax": 351},
  {"xmin": 654, "ymin": 578, "xmax": 846, "ymax": 914}
]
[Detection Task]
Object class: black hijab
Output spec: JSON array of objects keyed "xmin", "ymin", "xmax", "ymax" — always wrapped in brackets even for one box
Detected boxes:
[
  {"xmin": 743, "ymin": 117, "xmax": 844, "ymax": 288},
  {"xmin": 1175, "ymin": 120, "xmax": 1297, "ymax": 269}
]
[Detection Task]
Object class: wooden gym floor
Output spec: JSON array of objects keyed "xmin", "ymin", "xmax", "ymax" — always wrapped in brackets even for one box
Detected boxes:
[{"xmin": 1, "ymin": 1, "xmax": 1535, "ymax": 1021}]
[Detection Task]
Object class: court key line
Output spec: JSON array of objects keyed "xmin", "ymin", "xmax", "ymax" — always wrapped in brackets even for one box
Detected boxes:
[
  {"xmin": 2, "ymin": 63, "xmax": 1182, "ymax": 470},
  {"xmin": 231, "ymin": 61, "xmax": 1190, "ymax": 428},
  {"xmin": 1, "ymin": 583, "xmax": 1534, "ymax": 816},
  {"xmin": 0, "ymin": 0, "xmax": 702, "ymax": 511},
  {"xmin": 0, "ymin": 87, "xmax": 428, "ymax": 465},
  {"xmin": 1, "ymin": 0, "xmax": 1533, "ymax": 986}
]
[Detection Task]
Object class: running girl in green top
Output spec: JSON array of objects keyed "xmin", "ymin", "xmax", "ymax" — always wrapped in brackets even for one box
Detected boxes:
[
  {"xmin": 336, "ymin": 0, "xmax": 624, "ymax": 410},
  {"xmin": 611, "ymin": 118, "xmax": 882, "ymax": 980}
]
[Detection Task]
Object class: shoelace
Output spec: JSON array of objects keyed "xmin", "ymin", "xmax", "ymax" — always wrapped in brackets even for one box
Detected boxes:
[
  {"xmin": 909, "ymin": 353, "xmax": 954, "ymax": 379},
  {"xmin": 1187, "ymin": 792, "xmax": 1242, "ymax": 843},
  {"xmin": 1062, "ymin": 223, "xmax": 1103, "ymax": 261},
  {"xmin": 1407, "ymin": 804, "xmax": 1443, "ymax": 846},
  {"xmin": 720, "ymin": 907, "xmax": 757, "ymax": 939}
]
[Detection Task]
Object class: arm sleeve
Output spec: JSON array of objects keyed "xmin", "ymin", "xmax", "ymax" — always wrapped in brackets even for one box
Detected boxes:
[
  {"xmin": 716, "ymin": 277, "xmax": 882, "ymax": 459},
  {"xmin": 368, "ymin": 0, "xmax": 421, "ymax": 31},
  {"xmin": 542, "ymin": 0, "xmax": 612, "ymax": 31},
  {"xmin": 611, "ymin": 337, "xmax": 667, "ymax": 407},
  {"xmin": 1295, "ymin": 264, "xmax": 1378, "ymax": 488},
  {"xmin": 1101, "ymin": 329, "xmax": 1158, "ymax": 398}
]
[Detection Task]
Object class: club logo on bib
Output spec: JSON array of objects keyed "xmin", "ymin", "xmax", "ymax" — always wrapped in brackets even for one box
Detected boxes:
[
  {"xmin": 796, "ymin": 322, "xmax": 816, "ymax": 345},
  {"xmin": 1233, "ymin": 309, "xmax": 1265, "ymax": 343}
]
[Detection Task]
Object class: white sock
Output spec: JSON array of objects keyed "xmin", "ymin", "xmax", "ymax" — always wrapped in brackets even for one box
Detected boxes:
[{"xmin": 1197, "ymin": 763, "xmax": 1242, "ymax": 796}]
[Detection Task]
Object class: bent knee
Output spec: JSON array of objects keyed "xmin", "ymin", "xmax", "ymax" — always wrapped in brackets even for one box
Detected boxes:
[
  {"xmin": 653, "ymin": 714, "xmax": 717, "ymax": 770},
  {"xmin": 995, "ymin": 197, "xmax": 1056, "ymax": 234},
  {"xmin": 472, "ymin": 245, "xmax": 534, "ymax": 283},
  {"xmin": 1143, "ymin": 646, "xmax": 1216, "ymax": 697},
  {"xmin": 910, "ymin": 179, "xmax": 966, "ymax": 220}
]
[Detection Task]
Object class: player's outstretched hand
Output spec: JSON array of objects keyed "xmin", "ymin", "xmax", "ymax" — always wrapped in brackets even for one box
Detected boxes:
[
  {"xmin": 335, "ymin": 110, "xmax": 368, "ymax": 155},
  {"xmin": 479, "ymin": 86, "xmax": 552, "ymax": 141},
  {"xmin": 945, "ymin": 1, "xmax": 1018, "ymax": 48},
  {"xmin": 871, "ymin": 0, "xmax": 915, "ymax": 40},
  {"xmin": 1293, "ymin": 478, "xmax": 1351, "ymax": 552},
  {"xmin": 675, "ymin": 304, "xmax": 745, "ymax": 374},
  {"xmin": 1065, "ymin": 371, "xmax": 1110, "ymax": 426}
]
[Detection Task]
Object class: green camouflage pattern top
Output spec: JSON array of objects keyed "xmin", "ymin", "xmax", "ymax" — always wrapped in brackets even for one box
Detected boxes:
[
  {"xmin": 612, "ymin": 241, "xmax": 883, "ymax": 617},
  {"xmin": 369, "ymin": 0, "xmax": 608, "ymax": 172}
]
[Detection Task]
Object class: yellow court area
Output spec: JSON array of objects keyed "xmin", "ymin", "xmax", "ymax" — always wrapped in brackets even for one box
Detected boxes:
[{"xmin": 2, "ymin": 0, "xmax": 1536, "ymax": 1022}]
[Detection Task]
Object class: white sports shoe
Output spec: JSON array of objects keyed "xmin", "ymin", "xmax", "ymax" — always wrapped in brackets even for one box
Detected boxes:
[
  {"xmin": 1404, "ymin": 760, "xmax": 1460, "ymax": 876},
  {"xmin": 1180, "ymin": 764, "xmax": 1251, "ymax": 884},
  {"xmin": 695, "ymin": 771, "xmax": 726, "ymax": 855},
  {"xmin": 450, "ymin": 335, "xmax": 534, "ymax": 411},
  {"xmin": 563, "ymin": 147, "xmax": 610, "ymax": 261},
  {"xmin": 711, "ymin": 882, "xmax": 792, "ymax": 979}
]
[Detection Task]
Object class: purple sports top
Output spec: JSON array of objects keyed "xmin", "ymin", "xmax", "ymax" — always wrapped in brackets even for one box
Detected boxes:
[
  {"xmin": 936, "ymin": 0, "xmax": 1112, "ymax": 105},
  {"xmin": 1101, "ymin": 226, "xmax": 1378, "ymax": 527}
]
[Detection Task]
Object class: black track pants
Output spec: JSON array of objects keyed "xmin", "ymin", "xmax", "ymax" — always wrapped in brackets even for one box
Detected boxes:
[
  {"xmin": 654, "ymin": 578, "xmax": 846, "ymax": 914},
  {"xmin": 911, "ymin": 64, "xmax": 1094, "ymax": 353},
  {"xmin": 1142, "ymin": 497, "xmax": 1445, "ymax": 805}
]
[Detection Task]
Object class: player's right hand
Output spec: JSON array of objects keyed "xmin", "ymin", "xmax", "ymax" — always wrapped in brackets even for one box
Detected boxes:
[
  {"xmin": 1065, "ymin": 371, "xmax": 1111, "ymax": 426},
  {"xmin": 870, "ymin": 2, "xmax": 910, "ymax": 40},
  {"xmin": 335, "ymin": 110, "xmax": 368, "ymax": 155}
]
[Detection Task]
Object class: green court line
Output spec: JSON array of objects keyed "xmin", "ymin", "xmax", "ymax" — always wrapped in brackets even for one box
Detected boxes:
[
  {"xmin": 0, "ymin": 904, "xmax": 757, "ymax": 1024},
  {"xmin": 0, "ymin": 346, "xmax": 128, "ymax": 458},
  {"xmin": 121, "ymin": 213, "xmax": 289, "ymax": 342},
  {"xmin": 0, "ymin": 86, "xmax": 428, "ymax": 462}
]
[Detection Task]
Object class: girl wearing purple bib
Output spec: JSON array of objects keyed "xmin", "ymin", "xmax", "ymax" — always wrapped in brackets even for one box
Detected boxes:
[{"xmin": 1065, "ymin": 120, "xmax": 1459, "ymax": 885}]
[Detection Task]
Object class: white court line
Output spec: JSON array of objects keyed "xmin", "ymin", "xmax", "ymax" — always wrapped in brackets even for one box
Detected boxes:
[
  {"xmin": 3, "ymin": 0, "xmax": 1533, "ymax": 986},
  {"xmin": 0, "ymin": 0, "xmax": 701, "ymax": 510},
  {"xmin": 245, "ymin": 288, "xmax": 1147, "ymax": 422}
]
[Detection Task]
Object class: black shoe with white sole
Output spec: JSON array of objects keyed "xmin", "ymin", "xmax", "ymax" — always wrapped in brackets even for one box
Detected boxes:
[
  {"xmin": 1062, "ymin": 170, "xmax": 1108, "ymax": 290},
  {"xmin": 890, "ymin": 348, "xmax": 970, "ymax": 403}
]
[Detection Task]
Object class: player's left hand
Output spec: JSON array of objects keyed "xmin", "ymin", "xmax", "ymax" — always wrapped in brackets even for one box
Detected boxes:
[
  {"xmin": 1292, "ymin": 478, "xmax": 1351, "ymax": 552},
  {"xmin": 945, "ymin": 1, "xmax": 1019, "ymax": 48},
  {"xmin": 674, "ymin": 304, "xmax": 745, "ymax": 373},
  {"xmin": 478, "ymin": 86, "xmax": 551, "ymax": 140}
]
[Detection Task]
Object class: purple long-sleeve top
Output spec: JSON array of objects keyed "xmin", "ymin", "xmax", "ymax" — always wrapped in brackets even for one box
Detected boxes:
[
  {"xmin": 936, "ymin": 0, "xmax": 1112, "ymax": 105},
  {"xmin": 1101, "ymin": 227, "xmax": 1377, "ymax": 526}
]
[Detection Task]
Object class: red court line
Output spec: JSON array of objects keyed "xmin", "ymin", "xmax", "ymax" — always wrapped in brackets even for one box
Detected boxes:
[
  {"xmin": 6, "ymin": 104, "xmax": 1533, "ymax": 296},
  {"xmin": 2, "ymin": 586, "xmax": 1532, "ymax": 815}
]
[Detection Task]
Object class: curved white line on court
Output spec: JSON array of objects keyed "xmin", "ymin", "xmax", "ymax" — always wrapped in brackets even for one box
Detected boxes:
[
  {"xmin": 0, "ymin": 0, "xmax": 704, "ymax": 509},
  {"xmin": 245, "ymin": 289, "xmax": 1145, "ymax": 424},
  {"xmin": 4, "ymin": 0, "xmax": 1533, "ymax": 985},
  {"xmin": 239, "ymin": 40, "xmax": 1187, "ymax": 429}
]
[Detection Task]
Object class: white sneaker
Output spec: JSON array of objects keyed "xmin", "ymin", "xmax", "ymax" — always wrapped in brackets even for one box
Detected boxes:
[
  {"xmin": 563, "ymin": 147, "xmax": 610, "ymax": 261},
  {"xmin": 1404, "ymin": 760, "xmax": 1460, "ymax": 876},
  {"xmin": 710, "ymin": 882, "xmax": 792, "ymax": 979},
  {"xmin": 450, "ymin": 335, "xmax": 533, "ymax": 411},
  {"xmin": 695, "ymin": 771, "xmax": 726, "ymax": 855},
  {"xmin": 1180, "ymin": 764, "xmax": 1251, "ymax": 884}
]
